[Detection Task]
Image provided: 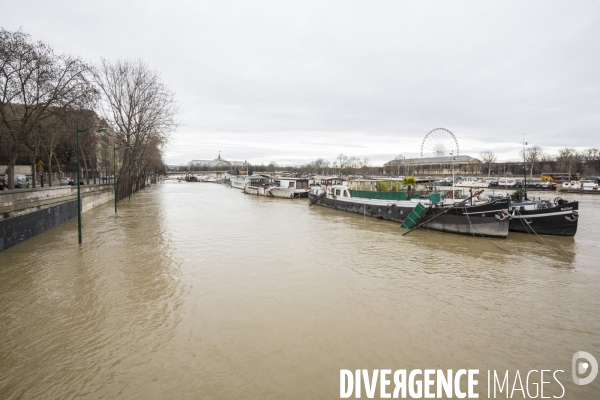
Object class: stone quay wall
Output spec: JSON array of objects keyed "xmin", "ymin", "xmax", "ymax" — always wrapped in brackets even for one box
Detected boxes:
[{"xmin": 0, "ymin": 185, "xmax": 114, "ymax": 252}]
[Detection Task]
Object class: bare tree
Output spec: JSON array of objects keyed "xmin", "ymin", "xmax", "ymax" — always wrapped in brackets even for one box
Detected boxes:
[
  {"xmin": 78, "ymin": 111, "xmax": 102, "ymax": 184},
  {"xmin": 360, "ymin": 157, "xmax": 371, "ymax": 174},
  {"xmin": 38, "ymin": 114, "xmax": 63, "ymax": 186},
  {"xmin": 312, "ymin": 158, "xmax": 326, "ymax": 174},
  {"xmin": 348, "ymin": 156, "xmax": 360, "ymax": 173},
  {"xmin": 95, "ymin": 59, "xmax": 178, "ymax": 200},
  {"xmin": 336, "ymin": 154, "xmax": 349, "ymax": 170},
  {"xmin": 556, "ymin": 148, "xmax": 580, "ymax": 179},
  {"xmin": 27, "ymin": 109, "xmax": 100, "ymax": 186},
  {"xmin": 580, "ymin": 148, "xmax": 600, "ymax": 175},
  {"xmin": 519, "ymin": 145, "xmax": 543, "ymax": 178},
  {"xmin": 392, "ymin": 154, "xmax": 404, "ymax": 176},
  {"xmin": 0, "ymin": 28, "xmax": 97, "ymax": 188},
  {"xmin": 538, "ymin": 152, "xmax": 555, "ymax": 173},
  {"xmin": 479, "ymin": 151, "xmax": 497, "ymax": 177},
  {"xmin": 321, "ymin": 160, "xmax": 330, "ymax": 175},
  {"xmin": 96, "ymin": 132, "xmax": 112, "ymax": 183}
]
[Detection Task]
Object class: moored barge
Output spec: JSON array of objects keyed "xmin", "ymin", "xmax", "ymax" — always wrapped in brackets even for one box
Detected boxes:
[
  {"xmin": 308, "ymin": 186, "xmax": 510, "ymax": 238},
  {"xmin": 509, "ymin": 198, "xmax": 579, "ymax": 236}
]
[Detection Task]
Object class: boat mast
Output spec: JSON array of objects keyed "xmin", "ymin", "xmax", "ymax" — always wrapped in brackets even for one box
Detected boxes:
[
  {"xmin": 450, "ymin": 151, "xmax": 455, "ymax": 200},
  {"xmin": 504, "ymin": 163, "xmax": 507, "ymax": 195},
  {"xmin": 523, "ymin": 134, "xmax": 528, "ymax": 200}
]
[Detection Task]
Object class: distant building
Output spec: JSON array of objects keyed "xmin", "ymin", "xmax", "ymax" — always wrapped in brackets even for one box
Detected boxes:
[
  {"xmin": 384, "ymin": 155, "xmax": 482, "ymax": 176},
  {"xmin": 167, "ymin": 164, "xmax": 187, "ymax": 171},
  {"xmin": 187, "ymin": 154, "xmax": 248, "ymax": 168}
]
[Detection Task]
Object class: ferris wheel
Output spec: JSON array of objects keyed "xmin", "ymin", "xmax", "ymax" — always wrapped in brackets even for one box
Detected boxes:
[{"xmin": 420, "ymin": 128, "xmax": 459, "ymax": 158}]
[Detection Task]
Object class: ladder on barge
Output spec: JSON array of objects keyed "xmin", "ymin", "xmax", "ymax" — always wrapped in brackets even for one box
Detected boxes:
[{"xmin": 400, "ymin": 203, "xmax": 428, "ymax": 229}]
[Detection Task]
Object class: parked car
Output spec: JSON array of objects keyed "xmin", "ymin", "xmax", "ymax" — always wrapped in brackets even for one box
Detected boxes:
[
  {"xmin": 4, "ymin": 174, "xmax": 30, "ymax": 188},
  {"xmin": 60, "ymin": 177, "xmax": 73, "ymax": 185}
]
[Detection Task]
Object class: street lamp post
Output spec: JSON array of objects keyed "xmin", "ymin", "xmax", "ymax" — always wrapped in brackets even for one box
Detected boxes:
[{"xmin": 76, "ymin": 121, "xmax": 106, "ymax": 245}]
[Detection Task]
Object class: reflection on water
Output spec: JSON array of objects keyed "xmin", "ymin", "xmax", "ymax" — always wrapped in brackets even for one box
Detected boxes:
[{"xmin": 1, "ymin": 183, "xmax": 599, "ymax": 399}]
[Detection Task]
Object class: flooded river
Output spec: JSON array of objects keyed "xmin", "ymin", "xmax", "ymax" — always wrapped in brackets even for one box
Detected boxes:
[{"xmin": 1, "ymin": 182, "xmax": 599, "ymax": 399}]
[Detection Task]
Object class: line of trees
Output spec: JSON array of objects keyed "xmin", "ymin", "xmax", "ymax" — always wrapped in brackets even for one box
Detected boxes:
[
  {"xmin": 299, "ymin": 154, "xmax": 374, "ymax": 175},
  {"xmin": 0, "ymin": 28, "xmax": 97, "ymax": 188},
  {"xmin": 0, "ymin": 28, "xmax": 176, "ymax": 196},
  {"xmin": 176, "ymin": 147, "xmax": 600, "ymax": 179},
  {"xmin": 266, "ymin": 147, "xmax": 600, "ymax": 178},
  {"xmin": 94, "ymin": 59, "xmax": 177, "ymax": 200},
  {"xmin": 479, "ymin": 151, "xmax": 497, "ymax": 178},
  {"xmin": 480, "ymin": 147, "xmax": 600, "ymax": 178}
]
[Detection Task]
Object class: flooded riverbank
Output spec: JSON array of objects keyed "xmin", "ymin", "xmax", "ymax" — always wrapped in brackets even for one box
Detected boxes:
[{"xmin": 1, "ymin": 182, "xmax": 599, "ymax": 399}]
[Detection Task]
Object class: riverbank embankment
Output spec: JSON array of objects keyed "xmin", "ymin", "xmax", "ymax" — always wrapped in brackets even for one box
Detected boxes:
[{"xmin": 0, "ymin": 185, "xmax": 114, "ymax": 251}]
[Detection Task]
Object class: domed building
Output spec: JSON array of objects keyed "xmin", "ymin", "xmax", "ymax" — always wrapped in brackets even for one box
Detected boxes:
[{"xmin": 187, "ymin": 154, "xmax": 247, "ymax": 168}]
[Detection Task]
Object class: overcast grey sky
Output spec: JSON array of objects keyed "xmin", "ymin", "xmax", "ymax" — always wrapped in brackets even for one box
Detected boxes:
[{"xmin": 2, "ymin": 0, "xmax": 599, "ymax": 165}]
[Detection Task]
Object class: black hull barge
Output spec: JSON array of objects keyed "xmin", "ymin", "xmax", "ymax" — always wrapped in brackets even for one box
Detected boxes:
[
  {"xmin": 308, "ymin": 186, "xmax": 510, "ymax": 238},
  {"xmin": 422, "ymin": 202, "xmax": 510, "ymax": 238},
  {"xmin": 509, "ymin": 199, "xmax": 579, "ymax": 236}
]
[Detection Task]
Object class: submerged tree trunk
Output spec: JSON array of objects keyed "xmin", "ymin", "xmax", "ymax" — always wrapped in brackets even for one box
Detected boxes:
[
  {"xmin": 81, "ymin": 147, "xmax": 89, "ymax": 185},
  {"xmin": 116, "ymin": 148, "xmax": 130, "ymax": 201},
  {"xmin": 47, "ymin": 149, "xmax": 53, "ymax": 187},
  {"xmin": 530, "ymin": 163, "xmax": 535, "ymax": 179},
  {"xmin": 31, "ymin": 160, "xmax": 36, "ymax": 188},
  {"xmin": 31, "ymin": 148, "xmax": 37, "ymax": 188},
  {"xmin": 6, "ymin": 147, "xmax": 19, "ymax": 189},
  {"xmin": 53, "ymin": 152, "xmax": 61, "ymax": 182}
]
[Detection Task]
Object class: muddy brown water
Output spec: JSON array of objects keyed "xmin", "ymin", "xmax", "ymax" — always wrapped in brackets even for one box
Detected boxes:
[{"xmin": 1, "ymin": 182, "xmax": 599, "ymax": 399}]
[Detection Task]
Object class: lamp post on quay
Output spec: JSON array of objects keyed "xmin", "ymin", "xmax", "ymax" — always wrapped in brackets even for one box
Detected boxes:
[
  {"xmin": 522, "ymin": 134, "xmax": 529, "ymax": 200},
  {"xmin": 76, "ymin": 121, "xmax": 106, "ymax": 245},
  {"xmin": 114, "ymin": 144, "xmax": 130, "ymax": 213}
]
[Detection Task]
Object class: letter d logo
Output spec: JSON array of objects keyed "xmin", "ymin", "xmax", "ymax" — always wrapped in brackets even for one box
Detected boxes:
[{"xmin": 572, "ymin": 351, "xmax": 598, "ymax": 385}]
